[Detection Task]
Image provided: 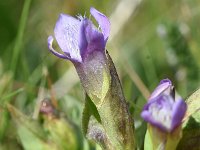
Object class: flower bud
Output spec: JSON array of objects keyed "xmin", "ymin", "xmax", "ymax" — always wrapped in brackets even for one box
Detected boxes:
[{"xmin": 141, "ymin": 79, "xmax": 187, "ymax": 150}]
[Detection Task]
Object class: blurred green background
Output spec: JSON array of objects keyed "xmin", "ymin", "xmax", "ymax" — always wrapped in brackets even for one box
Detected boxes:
[{"xmin": 0, "ymin": 0, "xmax": 200, "ymax": 149}]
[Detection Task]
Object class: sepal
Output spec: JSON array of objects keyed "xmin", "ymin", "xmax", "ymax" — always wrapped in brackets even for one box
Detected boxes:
[{"xmin": 144, "ymin": 124, "xmax": 182, "ymax": 150}]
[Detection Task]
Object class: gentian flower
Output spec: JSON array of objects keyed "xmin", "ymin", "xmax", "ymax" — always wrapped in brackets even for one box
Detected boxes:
[
  {"xmin": 47, "ymin": 7, "xmax": 135, "ymax": 149},
  {"xmin": 47, "ymin": 7, "xmax": 110, "ymax": 63},
  {"xmin": 47, "ymin": 7, "xmax": 110, "ymax": 100},
  {"xmin": 142, "ymin": 79, "xmax": 187, "ymax": 150},
  {"xmin": 141, "ymin": 79, "xmax": 187, "ymax": 132}
]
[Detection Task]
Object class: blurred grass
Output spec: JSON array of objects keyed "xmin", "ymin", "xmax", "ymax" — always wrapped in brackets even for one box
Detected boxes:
[{"xmin": 0, "ymin": 0, "xmax": 200, "ymax": 149}]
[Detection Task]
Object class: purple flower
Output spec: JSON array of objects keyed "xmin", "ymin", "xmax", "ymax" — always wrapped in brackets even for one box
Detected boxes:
[
  {"xmin": 47, "ymin": 7, "xmax": 111, "ymax": 100},
  {"xmin": 47, "ymin": 7, "xmax": 110, "ymax": 63},
  {"xmin": 141, "ymin": 79, "xmax": 187, "ymax": 132},
  {"xmin": 47, "ymin": 8, "xmax": 135, "ymax": 149}
]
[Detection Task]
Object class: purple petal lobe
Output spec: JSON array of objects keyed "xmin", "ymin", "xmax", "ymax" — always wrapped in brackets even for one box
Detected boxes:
[
  {"xmin": 90, "ymin": 7, "xmax": 110, "ymax": 42},
  {"xmin": 171, "ymin": 98, "xmax": 187, "ymax": 131},
  {"xmin": 79, "ymin": 19, "xmax": 88, "ymax": 58},
  {"xmin": 143, "ymin": 95, "xmax": 173, "ymax": 132},
  {"xmin": 54, "ymin": 14, "xmax": 82, "ymax": 62},
  {"xmin": 141, "ymin": 109, "xmax": 168, "ymax": 132},
  {"xmin": 141, "ymin": 94, "xmax": 186, "ymax": 132},
  {"xmin": 82, "ymin": 19, "xmax": 105, "ymax": 56},
  {"xmin": 47, "ymin": 36, "xmax": 69, "ymax": 59},
  {"xmin": 149, "ymin": 79, "xmax": 172, "ymax": 100}
]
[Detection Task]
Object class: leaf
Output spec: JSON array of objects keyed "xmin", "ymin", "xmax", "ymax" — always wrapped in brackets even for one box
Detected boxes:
[
  {"xmin": 184, "ymin": 88, "xmax": 200, "ymax": 121},
  {"xmin": 177, "ymin": 88, "xmax": 200, "ymax": 149},
  {"xmin": 7, "ymin": 104, "xmax": 58, "ymax": 150},
  {"xmin": 144, "ymin": 129, "xmax": 153, "ymax": 150},
  {"xmin": 86, "ymin": 116, "xmax": 110, "ymax": 149},
  {"xmin": 82, "ymin": 94, "xmax": 101, "ymax": 135},
  {"xmin": 101, "ymin": 68, "xmax": 110, "ymax": 101},
  {"xmin": 82, "ymin": 94, "xmax": 109, "ymax": 149},
  {"xmin": 44, "ymin": 117, "xmax": 78, "ymax": 150},
  {"xmin": 177, "ymin": 111, "xmax": 200, "ymax": 150},
  {"xmin": 0, "ymin": 88, "xmax": 24, "ymax": 105},
  {"xmin": 17, "ymin": 125, "xmax": 57, "ymax": 150},
  {"xmin": 94, "ymin": 51, "xmax": 135, "ymax": 149},
  {"xmin": 0, "ymin": 108, "xmax": 9, "ymax": 141}
]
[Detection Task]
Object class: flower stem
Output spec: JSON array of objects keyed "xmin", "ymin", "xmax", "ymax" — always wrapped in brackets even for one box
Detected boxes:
[{"xmin": 10, "ymin": 0, "xmax": 32, "ymax": 75}]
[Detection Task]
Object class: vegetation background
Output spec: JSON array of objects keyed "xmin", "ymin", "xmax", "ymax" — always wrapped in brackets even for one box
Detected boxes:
[{"xmin": 0, "ymin": 0, "xmax": 200, "ymax": 149}]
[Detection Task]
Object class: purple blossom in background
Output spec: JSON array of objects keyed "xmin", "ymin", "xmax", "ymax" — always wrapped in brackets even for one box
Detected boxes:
[
  {"xmin": 47, "ymin": 7, "xmax": 110, "ymax": 63},
  {"xmin": 141, "ymin": 79, "xmax": 187, "ymax": 132}
]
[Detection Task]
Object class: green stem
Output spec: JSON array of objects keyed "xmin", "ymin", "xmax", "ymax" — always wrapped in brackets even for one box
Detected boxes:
[
  {"xmin": 0, "ymin": 88, "xmax": 24, "ymax": 105},
  {"xmin": 10, "ymin": 0, "xmax": 32, "ymax": 75}
]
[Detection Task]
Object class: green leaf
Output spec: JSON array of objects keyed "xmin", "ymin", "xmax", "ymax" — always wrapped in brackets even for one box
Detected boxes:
[
  {"xmin": 7, "ymin": 104, "xmax": 58, "ymax": 150},
  {"xmin": 0, "ymin": 108, "xmax": 9, "ymax": 141},
  {"xmin": 86, "ymin": 116, "xmax": 110, "ymax": 149},
  {"xmin": 177, "ymin": 111, "xmax": 200, "ymax": 150},
  {"xmin": 101, "ymin": 68, "xmax": 110, "ymax": 100},
  {"xmin": 0, "ymin": 88, "xmax": 24, "ymax": 105},
  {"xmin": 185, "ymin": 88, "xmax": 200, "ymax": 120},
  {"xmin": 94, "ymin": 51, "xmax": 135, "ymax": 149},
  {"xmin": 177, "ymin": 88, "xmax": 200, "ymax": 149},
  {"xmin": 82, "ymin": 94, "xmax": 101, "ymax": 135},
  {"xmin": 144, "ymin": 129, "xmax": 153, "ymax": 150},
  {"xmin": 82, "ymin": 94, "xmax": 109, "ymax": 149},
  {"xmin": 44, "ymin": 117, "xmax": 78, "ymax": 150},
  {"xmin": 17, "ymin": 125, "xmax": 57, "ymax": 150}
]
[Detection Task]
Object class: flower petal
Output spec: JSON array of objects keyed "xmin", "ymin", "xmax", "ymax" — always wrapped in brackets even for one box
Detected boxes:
[
  {"xmin": 90, "ymin": 7, "xmax": 110, "ymax": 42},
  {"xmin": 82, "ymin": 19, "xmax": 105, "ymax": 55},
  {"xmin": 47, "ymin": 36, "xmax": 69, "ymax": 59},
  {"xmin": 79, "ymin": 19, "xmax": 88, "ymax": 58},
  {"xmin": 142, "ymin": 95, "xmax": 174, "ymax": 132},
  {"xmin": 149, "ymin": 79, "xmax": 172, "ymax": 100},
  {"xmin": 141, "ymin": 108, "xmax": 169, "ymax": 132},
  {"xmin": 171, "ymin": 98, "xmax": 187, "ymax": 131},
  {"xmin": 54, "ymin": 14, "xmax": 82, "ymax": 62}
]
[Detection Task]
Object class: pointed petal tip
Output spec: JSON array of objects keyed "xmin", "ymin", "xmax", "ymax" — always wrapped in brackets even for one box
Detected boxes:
[
  {"xmin": 160, "ymin": 78, "xmax": 172, "ymax": 85},
  {"xmin": 149, "ymin": 78, "xmax": 173, "ymax": 100},
  {"xmin": 47, "ymin": 35, "xmax": 53, "ymax": 46},
  {"xmin": 90, "ymin": 7, "xmax": 95, "ymax": 12},
  {"xmin": 47, "ymin": 35, "xmax": 69, "ymax": 59},
  {"xmin": 59, "ymin": 13, "xmax": 65, "ymax": 17},
  {"xmin": 90, "ymin": 7, "xmax": 110, "ymax": 41},
  {"xmin": 58, "ymin": 13, "xmax": 69, "ymax": 20}
]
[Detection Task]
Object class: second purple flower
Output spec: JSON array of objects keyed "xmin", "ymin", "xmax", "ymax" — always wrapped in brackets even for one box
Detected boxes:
[{"xmin": 141, "ymin": 79, "xmax": 187, "ymax": 132}]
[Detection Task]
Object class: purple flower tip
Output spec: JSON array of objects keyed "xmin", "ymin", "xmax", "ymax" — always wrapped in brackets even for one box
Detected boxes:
[
  {"xmin": 141, "ymin": 79, "xmax": 187, "ymax": 132},
  {"xmin": 149, "ymin": 78, "xmax": 173, "ymax": 100},
  {"xmin": 47, "ymin": 7, "xmax": 110, "ymax": 63}
]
